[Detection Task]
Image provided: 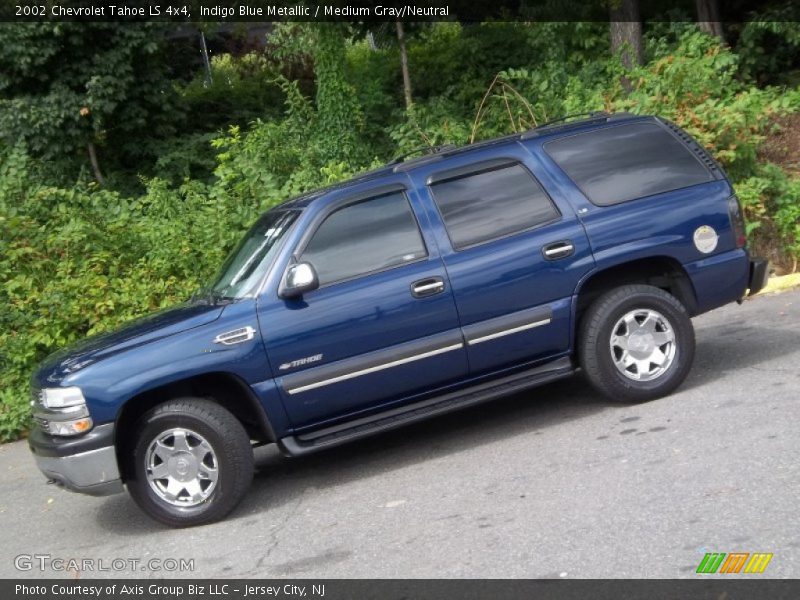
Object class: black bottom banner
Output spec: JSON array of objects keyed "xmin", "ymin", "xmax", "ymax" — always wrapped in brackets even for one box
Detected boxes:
[{"xmin": 5, "ymin": 579, "xmax": 800, "ymax": 600}]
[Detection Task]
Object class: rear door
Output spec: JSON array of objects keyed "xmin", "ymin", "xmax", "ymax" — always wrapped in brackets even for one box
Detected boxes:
[
  {"xmin": 259, "ymin": 179, "xmax": 468, "ymax": 430},
  {"xmin": 406, "ymin": 143, "xmax": 595, "ymax": 375}
]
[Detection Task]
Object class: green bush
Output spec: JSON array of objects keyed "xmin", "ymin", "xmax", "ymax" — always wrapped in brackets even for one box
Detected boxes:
[{"xmin": 0, "ymin": 148, "xmax": 273, "ymax": 442}]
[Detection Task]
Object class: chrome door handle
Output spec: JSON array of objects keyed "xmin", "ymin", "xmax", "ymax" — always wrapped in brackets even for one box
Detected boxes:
[
  {"xmin": 411, "ymin": 277, "xmax": 445, "ymax": 298},
  {"xmin": 542, "ymin": 241, "xmax": 575, "ymax": 260}
]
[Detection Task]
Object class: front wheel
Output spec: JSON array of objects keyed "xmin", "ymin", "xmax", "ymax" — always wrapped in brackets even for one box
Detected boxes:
[
  {"xmin": 578, "ymin": 284, "xmax": 695, "ymax": 403},
  {"xmin": 126, "ymin": 398, "xmax": 254, "ymax": 527}
]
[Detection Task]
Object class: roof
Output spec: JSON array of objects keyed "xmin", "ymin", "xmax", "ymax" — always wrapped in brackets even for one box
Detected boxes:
[{"xmin": 278, "ymin": 112, "xmax": 643, "ymax": 209}]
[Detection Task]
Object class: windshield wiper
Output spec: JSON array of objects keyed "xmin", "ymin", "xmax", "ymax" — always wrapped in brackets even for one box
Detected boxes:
[{"xmin": 191, "ymin": 287, "xmax": 234, "ymax": 305}]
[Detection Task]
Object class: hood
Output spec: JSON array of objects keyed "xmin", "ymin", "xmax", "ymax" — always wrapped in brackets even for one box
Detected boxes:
[{"xmin": 36, "ymin": 302, "xmax": 225, "ymax": 385}]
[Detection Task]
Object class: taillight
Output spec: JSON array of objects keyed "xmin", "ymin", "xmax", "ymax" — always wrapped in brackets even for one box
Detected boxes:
[{"xmin": 728, "ymin": 195, "xmax": 746, "ymax": 249}]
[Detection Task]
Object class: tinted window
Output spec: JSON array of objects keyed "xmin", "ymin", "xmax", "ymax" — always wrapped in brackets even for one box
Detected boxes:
[
  {"xmin": 301, "ymin": 192, "xmax": 426, "ymax": 285},
  {"xmin": 206, "ymin": 210, "xmax": 298, "ymax": 299},
  {"xmin": 429, "ymin": 163, "xmax": 560, "ymax": 249},
  {"xmin": 544, "ymin": 122, "xmax": 713, "ymax": 206}
]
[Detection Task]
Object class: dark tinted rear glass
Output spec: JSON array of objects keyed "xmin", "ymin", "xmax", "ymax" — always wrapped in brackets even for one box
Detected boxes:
[
  {"xmin": 544, "ymin": 122, "xmax": 713, "ymax": 206},
  {"xmin": 429, "ymin": 163, "xmax": 560, "ymax": 249}
]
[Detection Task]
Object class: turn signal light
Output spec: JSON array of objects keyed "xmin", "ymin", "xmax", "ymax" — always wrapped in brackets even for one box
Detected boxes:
[{"xmin": 45, "ymin": 417, "xmax": 94, "ymax": 437}]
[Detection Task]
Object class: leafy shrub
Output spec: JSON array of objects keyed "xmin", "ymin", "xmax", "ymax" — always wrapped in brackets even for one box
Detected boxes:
[
  {"xmin": 736, "ymin": 163, "xmax": 800, "ymax": 268},
  {"xmin": 180, "ymin": 53, "xmax": 285, "ymax": 131},
  {"xmin": 0, "ymin": 149, "xmax": 272, "ymax": 442}
]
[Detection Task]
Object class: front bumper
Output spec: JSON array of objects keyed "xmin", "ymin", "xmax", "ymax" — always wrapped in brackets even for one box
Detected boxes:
[
  {"xmin": 748, "ymin": 257, "xmax": 769, "ymax": 296},
  {"xmin": 28, "ymin": 422, "xmax": 124, "ymax": 496}
]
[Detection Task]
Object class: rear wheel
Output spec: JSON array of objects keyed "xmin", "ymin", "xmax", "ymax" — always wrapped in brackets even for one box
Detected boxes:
[
  {"xmin": 578, "ymin": 284, "xmax": 695, "ymax": 403},
  {"xmin": 126, "ymin": 398, "xmax": 254, "ymax": 527}
]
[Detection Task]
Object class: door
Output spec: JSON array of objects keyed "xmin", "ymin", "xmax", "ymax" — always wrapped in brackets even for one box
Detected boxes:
[
  {"xmin": 259, "ymin": 182, "xmax": 468, "ymax": 430},
  {"xmin": 407, "ymin": 144, "xmax": 595, "ymax": 375}
]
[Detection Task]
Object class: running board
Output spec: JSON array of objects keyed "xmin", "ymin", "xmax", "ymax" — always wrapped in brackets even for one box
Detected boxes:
[{"xmin": 279, "ymin": 357, "xmax": 574, "ymax": 457}]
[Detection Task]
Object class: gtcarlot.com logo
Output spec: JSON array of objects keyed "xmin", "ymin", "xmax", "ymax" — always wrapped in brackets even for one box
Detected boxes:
[{"xmin": 14, "ymin": 553, "xmax": 195, "ymax": 573}]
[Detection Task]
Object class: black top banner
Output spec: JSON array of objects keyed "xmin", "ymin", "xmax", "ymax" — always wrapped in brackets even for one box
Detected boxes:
[{"xmin": 2, "ymin": 0, "xmax": 798, "ymax": 23}]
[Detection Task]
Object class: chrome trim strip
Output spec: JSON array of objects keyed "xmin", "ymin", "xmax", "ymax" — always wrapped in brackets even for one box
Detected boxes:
[
  {"xmin": 287, "ymin": 343, "xmax": 464, "ymax": 395},
  {"xmin": 467, "ymin": 318, "xmax": 551, "ymax": 345},
  {"xmin": 462, "ymin": 304, "xmax": 553, "ymax": 345}
]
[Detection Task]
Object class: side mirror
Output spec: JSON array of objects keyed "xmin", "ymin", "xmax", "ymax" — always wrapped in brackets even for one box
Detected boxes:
[{"xmin": 279, "ymin": 262, "xmax": 319, "ymax": 299}]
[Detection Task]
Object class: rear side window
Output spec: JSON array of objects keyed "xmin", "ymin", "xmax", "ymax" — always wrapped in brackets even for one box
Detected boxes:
[
  {"xmin": 429, "ymin": 163, "xmax": 560, "ymax": 250},
  {"xmin": 544, "ymin": 122, "xmax": 714, "ymax": 206},
  {"xmin": 301, "ymin": 191, "xmax": 426, "ymax": 285}
]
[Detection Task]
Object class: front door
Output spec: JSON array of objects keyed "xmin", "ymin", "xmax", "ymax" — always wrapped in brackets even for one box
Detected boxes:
[{"xmin": 260, "ymin": 181, "xmax": 468, "ymax": 430}]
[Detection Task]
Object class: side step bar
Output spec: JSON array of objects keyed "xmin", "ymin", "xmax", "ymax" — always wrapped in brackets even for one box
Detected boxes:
[{"xmin": 279, "ymin": 357, "xmax": 574, "ymax": 457}]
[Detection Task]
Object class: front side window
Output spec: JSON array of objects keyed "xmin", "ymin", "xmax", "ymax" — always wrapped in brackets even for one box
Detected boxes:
[
  {"xmin": 544, "ymin": 122, "xmax": 714, "ymax": 206},
  {"xmin": 429, "ymin": 163, "xmax": 560, "ymax": 250},
  {"xmin": 300, "ymin": 191, "xmax": 426, "ymax": 285}
]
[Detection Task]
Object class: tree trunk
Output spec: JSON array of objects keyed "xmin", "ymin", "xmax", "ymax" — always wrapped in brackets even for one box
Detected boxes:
[
  {"xmin": 695, "ymin": 0, "xmax": 725, "ymax": 42},
  {"xmin": 609, "ymin": 0, "xmax": 643, "ymax": 94},
  {"xmin": 396, "ymin": 21, "xmax": 413, "ymax": 109},
  {"xmin": 86, "ymin": 141, "xmax": 105, "ymax": 186}
]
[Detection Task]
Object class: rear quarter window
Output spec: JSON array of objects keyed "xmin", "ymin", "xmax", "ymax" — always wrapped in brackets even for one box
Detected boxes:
[{"xmin": 544, "ymin": 122, "xmax": 714, "ymax": 206}]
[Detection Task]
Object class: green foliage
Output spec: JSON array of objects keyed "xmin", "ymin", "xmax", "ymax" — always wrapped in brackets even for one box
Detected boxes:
[
  {"xmin": 0, "ymin": 388, "xmax": 30, "ymax": 442},
  {"xmin": 180, "ymin": 53, "xmax": 285, "ymax": 131},
  {"xmin": 735, "ymin": 163, "xmax": 800, "ymax": 262},
  {"xmin": 0, "ymin": 148, "xmax": 274, "ymax": 442},
  {"xmin": 389, "ymin": 99, "xmax": 472, "ymax": 152},
  {"xmin": 0, "ymin": 23, "xmax": 180, "ymax": 186},
  {"xmin": 734, "ymin": 10, "xmax": 800, "ymax": 84},
  {"xmin": 310, "ymin": 24, "xmax": 365, "ymax": 165}
]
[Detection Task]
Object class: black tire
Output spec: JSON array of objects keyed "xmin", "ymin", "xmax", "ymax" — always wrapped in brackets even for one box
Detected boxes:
[
  {"xmin": 578, "ymin": 284, "xmax": 695, "ymax": 403},
  {"xmin": 125, "ymin": 398, "xmax": 254, "ymax": 527}
]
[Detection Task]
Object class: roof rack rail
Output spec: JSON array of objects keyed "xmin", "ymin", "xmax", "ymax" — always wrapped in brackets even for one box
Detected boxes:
[
  {"xmin": 539, "ymin": 111, "xmax": 610, "ymax": 128},
  {"xmin": 388, "ymin": 144, "xmax": 457, "ymax": 166},
  {"xmin": 520, "ymin": 111, "xmax": 626, "ymax": 140}
]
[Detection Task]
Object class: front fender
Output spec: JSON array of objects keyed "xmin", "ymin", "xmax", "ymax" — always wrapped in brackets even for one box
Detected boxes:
[{"xmin": 62, "ymin": 300, "xmax": 272, "ymax": 424}]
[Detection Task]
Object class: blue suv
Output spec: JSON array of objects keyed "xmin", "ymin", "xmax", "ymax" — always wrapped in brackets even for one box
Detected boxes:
[{"xmin": 28, "ymin": 113, "xmax": 768, "ymax": 526}]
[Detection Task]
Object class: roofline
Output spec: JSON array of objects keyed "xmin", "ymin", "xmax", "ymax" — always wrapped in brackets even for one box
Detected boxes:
[{"xmin": 278, "ymin": 111, "xmax": 648, "ymax": 209}]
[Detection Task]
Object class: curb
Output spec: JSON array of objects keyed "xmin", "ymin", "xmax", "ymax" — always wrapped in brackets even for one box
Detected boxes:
[{"xmin": 756, "ymin": 272, "xmax": 800, "ymax": 296}]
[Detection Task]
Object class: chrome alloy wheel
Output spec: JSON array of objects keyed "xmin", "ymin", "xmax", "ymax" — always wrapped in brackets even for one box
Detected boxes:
[
  {"xmin": 145, "ymin": 428, "xmax": 219, "ymax": 507},
  {"xmin": 609, "ymin": 309, "xmax": 676, "ymax": 382}
]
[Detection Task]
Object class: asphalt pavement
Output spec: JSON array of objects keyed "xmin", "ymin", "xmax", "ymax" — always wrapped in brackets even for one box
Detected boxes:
[{"xmin": 1, "ymin": 289, "xmax": 798, "ymax": 579}]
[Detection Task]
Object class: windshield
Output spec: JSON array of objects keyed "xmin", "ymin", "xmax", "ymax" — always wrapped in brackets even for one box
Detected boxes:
[{"xmin": 203, "ymin": 209, "xmax": 299, "ymax": 300}]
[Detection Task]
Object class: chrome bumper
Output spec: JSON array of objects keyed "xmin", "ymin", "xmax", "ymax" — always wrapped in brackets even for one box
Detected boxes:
[{"xmin": 28, "ymin": 423, "xmax": 124, "ymax": 497}]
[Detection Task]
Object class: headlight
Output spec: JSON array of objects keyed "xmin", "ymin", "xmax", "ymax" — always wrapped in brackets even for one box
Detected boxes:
[
  {"xmin": 35, "ymin": 387, "xmax": 93, "ymax": 436},
  {"xmin": 40, "ymin": 387, "xmax": 86, "ymax": 409}
]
